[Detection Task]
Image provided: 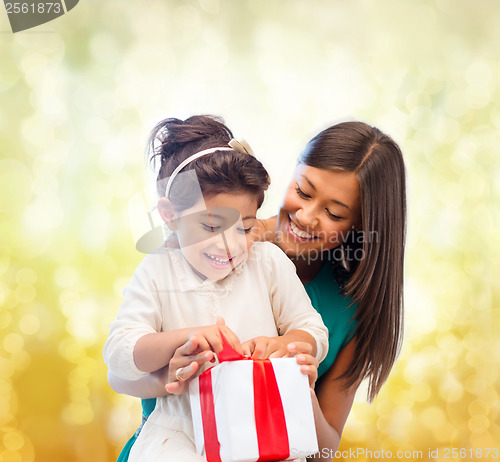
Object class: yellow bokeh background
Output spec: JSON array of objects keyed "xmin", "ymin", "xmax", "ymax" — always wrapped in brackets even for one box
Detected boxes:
[{"xmin": 1, "ymin": 1, "xmax": 499, "ymax": 461}]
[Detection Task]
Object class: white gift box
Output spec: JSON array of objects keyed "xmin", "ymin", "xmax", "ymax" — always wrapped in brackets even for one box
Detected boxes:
[{"xmin": 189, "ymin": 357, "xmax": 318, "ymax": 462}]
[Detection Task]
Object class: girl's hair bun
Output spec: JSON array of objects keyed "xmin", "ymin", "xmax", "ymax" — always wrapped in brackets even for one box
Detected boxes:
[{"xmin": 149, "ymin": 115, "xmax": 233, "ymax": 169}]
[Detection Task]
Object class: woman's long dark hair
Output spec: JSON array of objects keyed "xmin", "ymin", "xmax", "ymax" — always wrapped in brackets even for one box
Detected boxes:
[{"xmin": 299, "ymin": 121, "xmax": 406, "ymax": 401}]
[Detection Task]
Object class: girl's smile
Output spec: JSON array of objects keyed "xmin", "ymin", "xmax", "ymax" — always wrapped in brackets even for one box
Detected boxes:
[{"xmin": 203, "ymin": 252, "xmax": 237, "ymax": 269}]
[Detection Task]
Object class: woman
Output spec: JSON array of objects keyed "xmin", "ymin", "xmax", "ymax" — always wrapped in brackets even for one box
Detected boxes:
[{"xmin": 108, "ymin": 121, "xmax": 406, "ymax": 461}]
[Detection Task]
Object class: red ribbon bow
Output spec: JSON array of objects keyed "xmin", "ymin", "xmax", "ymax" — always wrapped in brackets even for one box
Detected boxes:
[{"xmin": 198, "ymin": 335, "xmax": 290, "ymax": 462}]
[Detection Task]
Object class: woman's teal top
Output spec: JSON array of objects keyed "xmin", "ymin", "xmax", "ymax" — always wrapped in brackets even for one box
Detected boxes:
[
  {"xmin": 116, "ymin": 260, "xmax": 357, "ymax": 462},
  {"xmin": 303, "ymin": 260, "xmax": 357, "ymax": 377},
  {"xmin": 117, "ymin": 398, "xmax": 156, "ymax": 462}
]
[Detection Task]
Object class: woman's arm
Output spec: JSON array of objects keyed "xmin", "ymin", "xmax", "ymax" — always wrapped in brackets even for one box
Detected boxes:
[
  {"xmin": 308, "ymin": 337, "xmax": 359, "ymax": 461},
  {"xmin": 107, "ymin": 368, "xmax": 170, "ymax": 399},
  {"xmin": 107, "ymin": 335, "xmax": 217, "ymax": 398}
]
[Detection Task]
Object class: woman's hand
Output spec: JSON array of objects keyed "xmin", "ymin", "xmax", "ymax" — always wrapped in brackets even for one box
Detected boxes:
[
  {"xmin": 166, "ymin": 317, "xmax": 242, "ymax": 395},
  {"xmin": 133, "ymin": 317, "xmax": 241, "ymax": 374},
  {"xmin": 165, "ymin": 336, "xmax": 215, "ymax": 395},
  {"xmin": 287, "ymin": 341, "xmax": 319, "ymax": 389}
]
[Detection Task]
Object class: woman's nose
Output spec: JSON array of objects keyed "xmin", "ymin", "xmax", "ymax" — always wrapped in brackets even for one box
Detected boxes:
[{"xmin": 296, "ymin": 206, "xmax": 319, "ymax": 228}]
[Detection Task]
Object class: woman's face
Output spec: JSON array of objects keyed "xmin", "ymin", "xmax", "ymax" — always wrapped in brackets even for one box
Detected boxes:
[{"xmin": 276, "ymin": 164, "xmax": 361, "ymax": 259}]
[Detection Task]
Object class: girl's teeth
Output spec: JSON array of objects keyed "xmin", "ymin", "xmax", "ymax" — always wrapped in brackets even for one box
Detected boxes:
[
  {"xmin": 290, "ymin": 219, "xmax": 313, "ymax": 239},
  {"xmin": 206, "ymin": 254, "xmax": 231, "ymax": 265}
]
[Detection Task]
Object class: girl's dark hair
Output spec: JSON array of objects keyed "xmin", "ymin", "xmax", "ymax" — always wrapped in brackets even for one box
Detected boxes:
[
  {"xmin": 300, "ymin": 121, "xmax": 406, "ymax": 401},
  {"xmin": 149, "ymin": 115, "xmax": 269, "ymax": 209}
]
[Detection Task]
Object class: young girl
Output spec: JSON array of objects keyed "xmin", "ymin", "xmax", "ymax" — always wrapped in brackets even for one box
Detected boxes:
[{"xmin": 103, "ymin": 115, "xmax": 328, "ymax": 461}]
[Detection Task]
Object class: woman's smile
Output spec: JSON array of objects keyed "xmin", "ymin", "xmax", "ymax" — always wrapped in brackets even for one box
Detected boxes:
[{"xmin": 287, "ymin": 215, "xmax": 316, "ymax": 241}]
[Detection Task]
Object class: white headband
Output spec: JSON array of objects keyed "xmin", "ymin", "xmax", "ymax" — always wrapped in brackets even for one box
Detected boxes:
[{"xmin": 164, "ymin": 138, "xmax": 254, "ymax": 199}]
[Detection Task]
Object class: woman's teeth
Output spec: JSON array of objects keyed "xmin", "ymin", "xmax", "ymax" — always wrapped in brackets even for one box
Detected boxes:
[{"xmin": 290, "ymin": 219, "xmax": 313, "ymax": 239}]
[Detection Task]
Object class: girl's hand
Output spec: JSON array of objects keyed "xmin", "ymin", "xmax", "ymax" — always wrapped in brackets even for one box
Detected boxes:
[
  {"xmin": 242, "ymin": 330, "xmax": 316, "ymax": 359},
  {"xmin": 287, "ymin": 341, "xmax": 319, "ymax": 389},
  {"xmin": 242, "ymin": 336, "xmax": 291, "ymax": 359},
  {"xmin": 165, "ymin": 336, "xmax": 215, "ymax": 395},
  {"xmin": 190, "ymin": 317, "xmax": 243, "ymax": 356}
]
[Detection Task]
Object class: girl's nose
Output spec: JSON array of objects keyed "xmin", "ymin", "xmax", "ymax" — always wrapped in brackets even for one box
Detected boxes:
[{"xmin": 215, "ymin": 227, "xmax": 245, "ymax": 254}]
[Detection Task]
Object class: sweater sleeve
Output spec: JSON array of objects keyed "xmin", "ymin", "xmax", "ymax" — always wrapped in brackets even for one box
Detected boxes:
[
  {"xmin": 103, "ymin": 255, "xmax": 164, "ymax": 380},
  {"xmin": 261, "ymin": 244, "xmax": 329, "ymax": 362}
]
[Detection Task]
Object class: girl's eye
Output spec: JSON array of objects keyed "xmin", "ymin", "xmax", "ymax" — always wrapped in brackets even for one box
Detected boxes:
[
  {"xmin": 325, "ymin": 209, "xmax": 342, "ymax": 221},
  {"xmin": 237, "ymin": 227, "xmax": 253, "ymax": 234},
  {"xmin": 202, "ymin": 223, "xmax": 221, "ymax": 232},
  {"xmin": 295, "ymin": 185, "xmax": 310, "ymax": 199}
]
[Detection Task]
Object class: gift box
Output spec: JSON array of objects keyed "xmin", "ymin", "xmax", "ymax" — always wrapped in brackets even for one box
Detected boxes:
[{"xmin": 189, "ymin": 341, "xmax": 318, "ymax": 462}]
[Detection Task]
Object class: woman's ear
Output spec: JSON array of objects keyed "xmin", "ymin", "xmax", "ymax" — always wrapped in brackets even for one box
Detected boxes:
[
  {"xmin": 157, "ymin": 197, "xmax": 177, "ymax": 230},
  {"xmin": 352, "ymin": 209, "xmax": 363, "ymax": 232}
]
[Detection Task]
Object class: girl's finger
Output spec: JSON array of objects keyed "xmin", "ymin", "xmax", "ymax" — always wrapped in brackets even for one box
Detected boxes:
[
  {"xmin": 250, "ymin": 339, "xmax": 267, "ymax": 359},
  {"xmin": 204, "ymin": 331, "xmax": 223, "ymax": 354},
  {"xmin": 219, "ymin": 326, "xmax": 243, "ymax": 354},
  {"xmin": 190, "ymin": 335, "xmax": 211, "ymax": 353},
  {"xmin": 269, "ymin": 347, "xmax": 290, "ymax": 359},
  {"xmin": 241, "ymin": 339, "xmax": 254, "ymax": 357}
]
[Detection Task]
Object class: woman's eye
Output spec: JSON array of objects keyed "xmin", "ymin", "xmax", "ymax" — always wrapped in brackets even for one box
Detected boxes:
[
  {"xmin": 201, "ymin": 223, "xmax": 220, "ymax": 232},
  {"xmin": 295, "ymin": 185, "xmax": 310, "ymax": 199},
  {"xmin": 325, "ymin": 209, "xmax": 342, "ymax": 221}
]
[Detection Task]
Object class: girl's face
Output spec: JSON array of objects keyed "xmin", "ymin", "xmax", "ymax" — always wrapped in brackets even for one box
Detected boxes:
[
  {"xmin": 174, "ymin": 192, "xmax": 259, "ymax": 281},
  {"xmin": 277, "ymin": 164, "xmax": 361, "ymax": 259}
]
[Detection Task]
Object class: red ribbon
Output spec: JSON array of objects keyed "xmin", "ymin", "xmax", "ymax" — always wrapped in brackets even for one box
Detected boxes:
[
  {"xmin": 200, "ymin": 368, "xmax": 221, "ymax": 462},
  {"xmin": 198, "ymin": 335, "xmax": 290, "ymax": 462}
]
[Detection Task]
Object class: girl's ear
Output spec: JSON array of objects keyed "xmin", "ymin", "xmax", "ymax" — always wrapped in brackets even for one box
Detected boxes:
[{"xmin": 157, "ymin": 197, "xmax": 177, "ymax": 230}]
